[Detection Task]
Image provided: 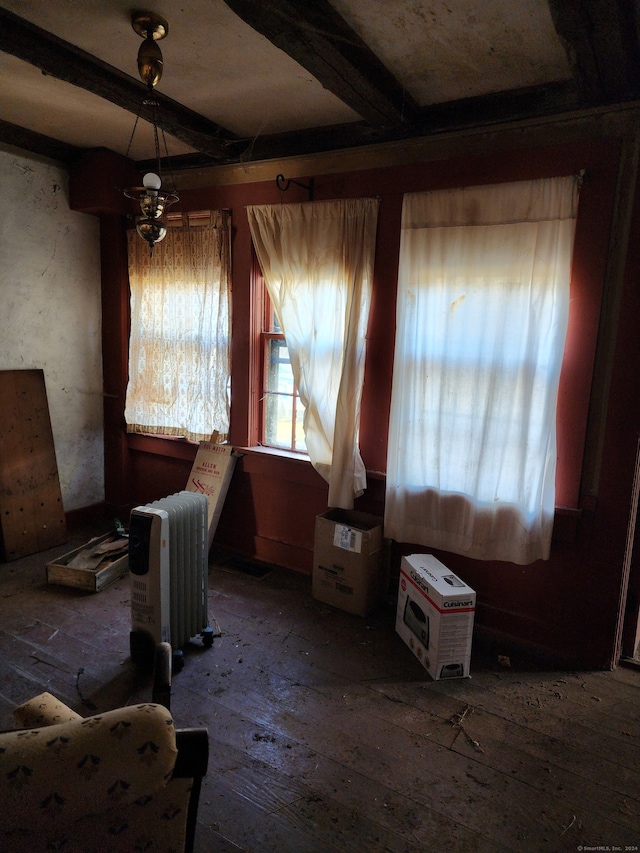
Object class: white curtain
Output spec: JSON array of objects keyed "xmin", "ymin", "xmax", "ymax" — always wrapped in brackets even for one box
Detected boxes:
[
  {"xmin": 247, "ymin": 198, "xmax": 380, "ymax": 508},
  {"xmin": 125, "ymin": 210, "xmax": 232, "ymax": 443},
  {"xmin": 385, "ymin": 176, "xmax": 579, "ymax": 564}
]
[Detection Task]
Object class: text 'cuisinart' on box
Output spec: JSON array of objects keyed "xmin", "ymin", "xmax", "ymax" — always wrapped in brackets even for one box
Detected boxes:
[{"xmin": 396, "ymin": 554, "xmax": 475, "ymax": 680}]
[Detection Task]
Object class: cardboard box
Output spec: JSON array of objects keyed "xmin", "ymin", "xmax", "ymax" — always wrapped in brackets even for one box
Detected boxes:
[
  {"xmin": 312, "ymin": 509, "xmax": 388, "ymax": 617},
  {"xmin": 396, "ymin": 554, "xmax": 475, "ymax": 680},
  {"xmin": 46, "ymin": 533, "xmax": 129, "ymax": 593},
  {"xmin": 185, "ymin": 441, "xmax": 238, "ymax": 548}
]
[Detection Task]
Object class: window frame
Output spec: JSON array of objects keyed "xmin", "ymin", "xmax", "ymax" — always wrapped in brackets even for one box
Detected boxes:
[
  {"xmin": 124, "ymin": 210, "xmax": 232, "ymax": 444},
  {"xmin": 249, "ymin": 250, "xmax": 307, "ymax": 455},
  {"xmin": 259, "ymin": 286, "xmax": 305, "ymax": 454}
]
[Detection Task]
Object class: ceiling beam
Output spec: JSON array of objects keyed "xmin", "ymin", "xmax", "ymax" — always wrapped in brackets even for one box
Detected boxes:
[
  {"xmin": 0, "ymin": 117, "xmax": 79, "ymax": 163},
  {"xmin": 223, "ymin": 0, "xmax": 421, "ymax": 131},
  {"xmin": 0, "ymin": 6, "xmax": 238, "ymax": 161},
  {"xmin": 148, "ymin": 79, "xmax": 608, "ymax": 172},
  {"xmin": 548, "ymin": 0, "xmax": 640, "ymax": 101},
  {"xmin": 418, "ymin": 80, "xmax": 592, "ymax": 135},
  {"xmin": 221, "ymin": 120, "xmax": 404, "ymax": 164},
  {"xmin": 2, "ymin": 2, "xmax": 638, "ymax": 174}
]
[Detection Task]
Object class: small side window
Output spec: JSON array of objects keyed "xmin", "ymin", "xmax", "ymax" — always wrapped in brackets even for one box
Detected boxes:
[{"xmin": 261, "ymin": 294, "xmax": 306, "ymax": 453}]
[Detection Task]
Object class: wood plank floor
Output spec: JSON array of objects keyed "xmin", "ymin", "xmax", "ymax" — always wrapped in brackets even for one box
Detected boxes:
[{"xmin": 1, "ymin": 525, "xmax": 639, "ymax": 852}]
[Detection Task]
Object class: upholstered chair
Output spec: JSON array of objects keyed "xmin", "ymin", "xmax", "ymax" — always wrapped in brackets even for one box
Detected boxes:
[{"xmin": 0, "ymin": 652, "xmax": 207, "ymax": 852}]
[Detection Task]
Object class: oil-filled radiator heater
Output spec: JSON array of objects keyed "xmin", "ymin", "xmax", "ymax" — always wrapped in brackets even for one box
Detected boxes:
[{"xmin": 128, "ymin": 491, "xmax": 214, "ymax": 667}]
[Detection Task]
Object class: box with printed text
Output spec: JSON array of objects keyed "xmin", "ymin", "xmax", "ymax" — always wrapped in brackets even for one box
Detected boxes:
[
  {"xmin": 185, "ymin": 441, "xmax": 238, "ymax": 549},
  {"xmin": 312, "ymin": 509, "xmax": 388, "ymax": 617},
  {"xmin": 396, "ymin": 554, "xmax": 475, "ymax": 680}
]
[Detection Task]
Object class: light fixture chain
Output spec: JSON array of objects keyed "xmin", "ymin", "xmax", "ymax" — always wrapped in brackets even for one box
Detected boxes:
[
  {"xmin": 160, "ymin": 125, "xmax": 178, "ymax": 195},
  {"xmin": 124, "ymin": 99, "xmax": 145, "ymax": 161},
  {"xmin": 151, "ymin": 93, "xmax": 162, "ymax": 179}
]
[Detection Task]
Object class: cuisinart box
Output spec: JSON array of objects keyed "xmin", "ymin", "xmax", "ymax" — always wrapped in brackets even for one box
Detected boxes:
[{"xmin": 396, "ymin": 554, "xmax": 475, "ymax": 680}]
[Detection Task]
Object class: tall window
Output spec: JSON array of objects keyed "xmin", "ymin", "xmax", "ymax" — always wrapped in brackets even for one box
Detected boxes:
[
  {"xmin": 125, "ymin": 210, "xmax": 232, "ymax": 442},
  {"xmin": 261, "ymin": 297, "xmax": 305, "ymax": 452},
  {"xmin": 247, "ymin": 197, "xmax": 379, "ymax": 508},
  {"xmin": 385, "ymin": 177, "xmax": 579, "ymax": 564}
]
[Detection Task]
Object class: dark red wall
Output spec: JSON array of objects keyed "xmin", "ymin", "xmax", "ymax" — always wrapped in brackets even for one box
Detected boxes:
[{"xmin": 71, "ymin": 128, "xmax": 640, "ymax": 669}]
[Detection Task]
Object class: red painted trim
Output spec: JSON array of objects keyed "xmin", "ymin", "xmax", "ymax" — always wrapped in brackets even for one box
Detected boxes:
[{"xmin": 127, "ymin": 433, "xmax": 198, "ymax": 461}]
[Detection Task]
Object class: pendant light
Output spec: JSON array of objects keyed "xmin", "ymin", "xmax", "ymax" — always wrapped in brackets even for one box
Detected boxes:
[{"xmin": 123, "ymin": 11, "xmax": 179, "ymax": 257}]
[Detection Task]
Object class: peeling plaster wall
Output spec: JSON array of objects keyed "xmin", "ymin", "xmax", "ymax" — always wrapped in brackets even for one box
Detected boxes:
[{"xmin": 0, "ymin": 147, "xmax": 103, "ymax": 512}]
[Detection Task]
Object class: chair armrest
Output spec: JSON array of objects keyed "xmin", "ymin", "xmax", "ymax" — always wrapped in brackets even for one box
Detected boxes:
[
  {"xmin": 1, "ymin": 703, "xmax": 177, "ymax": 845},
  {"xmin": 13, "ymin": 691, "xmax": 82, "ymax": 728}
]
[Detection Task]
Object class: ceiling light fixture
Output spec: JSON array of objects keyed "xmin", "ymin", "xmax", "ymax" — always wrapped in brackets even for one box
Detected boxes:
[{"xmin": 124, "ymin": 10, "xmax": 179, "ymax": 256}]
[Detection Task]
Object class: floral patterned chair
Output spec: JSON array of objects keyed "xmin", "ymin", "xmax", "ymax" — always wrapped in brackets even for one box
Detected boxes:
[{"xmin": 0, "ymin": 645, "xmax": 208, "ymax": 853}]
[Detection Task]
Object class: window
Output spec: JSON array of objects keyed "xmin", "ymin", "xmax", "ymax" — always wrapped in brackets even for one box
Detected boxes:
[
  {"xmin": 384, "ymin": 177, "xmax": 579, "ymax": 564},
  {"xmin": 125, "ymin": 210, "xmax": 232, "ymax": 442},
  {"xmin": 261, "ymin": 299, "xmax": 305, "ymax": 452},
  {"xmin": 247, "ymin": 198, "xmax": 380, "ymax": 507}
]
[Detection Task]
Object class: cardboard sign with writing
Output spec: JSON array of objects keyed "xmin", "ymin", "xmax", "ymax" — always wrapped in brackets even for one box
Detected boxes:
[{"xmin": 185, "ymin": 441, "xmax": 237, "ymax": 548}]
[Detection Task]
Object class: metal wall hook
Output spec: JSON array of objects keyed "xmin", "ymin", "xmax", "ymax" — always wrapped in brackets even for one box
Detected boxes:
[{"xmin": 276, "ymin": 173, "xmax": 314, "ymax": 200}]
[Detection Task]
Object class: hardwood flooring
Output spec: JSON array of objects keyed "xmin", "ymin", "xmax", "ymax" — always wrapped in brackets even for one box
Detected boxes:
[{"xmin": 1, "ymin": 525, "xmax": 639, "ymax": 852}]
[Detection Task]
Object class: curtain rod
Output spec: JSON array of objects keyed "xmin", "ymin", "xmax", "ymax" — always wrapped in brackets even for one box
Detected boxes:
[{"xmin": 275, "ymin": 173, "xmax": 314, "ymax": 200}]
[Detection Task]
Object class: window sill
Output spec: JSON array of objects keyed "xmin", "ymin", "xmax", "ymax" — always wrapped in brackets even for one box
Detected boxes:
[
  {"xmin": 238, "ymin": 445, "xmax": 311, "ymax": 463},
  {"xmin": 127, "ymin": 432, "xmax": 198, "ymax": 461}
]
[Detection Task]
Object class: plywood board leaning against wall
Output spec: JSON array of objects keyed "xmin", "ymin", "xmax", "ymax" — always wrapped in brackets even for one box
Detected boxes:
[{"xmin": 0, "ymin": 369, "xmax": 67, "ymax": 561}]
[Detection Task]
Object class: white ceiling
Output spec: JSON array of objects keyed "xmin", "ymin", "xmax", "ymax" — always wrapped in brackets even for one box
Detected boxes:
[
  {"xmin": 330, "ymin": 0, "xmax": 571, "ymax": 103},
  {"xmin": 0, "ymin": 0, "xmax": 633, "ymax": 168}
]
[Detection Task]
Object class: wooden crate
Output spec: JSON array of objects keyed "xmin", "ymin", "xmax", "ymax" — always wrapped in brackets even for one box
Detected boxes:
[{"xmin": 47, "ymin": 533, "xmax": 128, "ymax": 593}]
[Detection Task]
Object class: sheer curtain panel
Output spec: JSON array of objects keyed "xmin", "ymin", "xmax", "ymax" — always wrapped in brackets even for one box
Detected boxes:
[
  {"xmin": 385, "ymin": 177, "xmax": 579, "ymax": 564},
  {"xmin": 247, "ymin": 198, "xmax": 379, "ymax": 508},
  {"xmin": 125, "ymin": 210, "xmax": 232, "ymax": 443}
]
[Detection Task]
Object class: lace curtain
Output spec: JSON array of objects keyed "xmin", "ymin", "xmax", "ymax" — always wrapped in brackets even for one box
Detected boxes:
[
  {"xmin": 384, "ymin": 176, "xmax": 579, "ymax": 564},
  {"xmin": 247, "ymin": 198, "xmax": 380, "ymax": 508},
  {"xmin": 125, "ymin": 210, "xmax": 232, "ymax": 443}
]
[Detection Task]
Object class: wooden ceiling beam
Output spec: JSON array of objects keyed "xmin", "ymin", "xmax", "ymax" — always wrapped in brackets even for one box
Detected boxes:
[
  {"xmin": 548, "ymin": 0, "xmax": 640, "ymax": 101},
  {"xmin": 223, "ymin": 0, "xmax": 421, "ymax": 131},
  {"xmin": 153, "ymin": 79, "xmax": 610, "ymax": 171},
  {"xmin": 0, "ymin": 6, "xmax": 237, "ymax": 161},
  {"xmin": 417, "ymin": 80, "xmax": 591, "ymax": 135},
  {"xmin": 2, "ymin": 3, "xmax": 639, "ymax": 172},
  {"xmin": 0, "ymin": 117, "xmax": 79, "ymax": 163}
]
